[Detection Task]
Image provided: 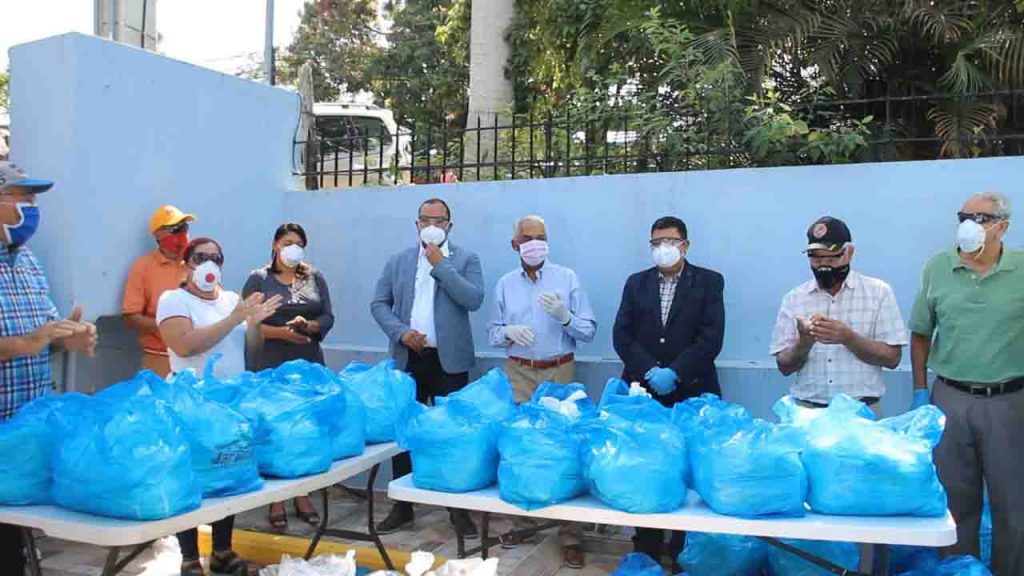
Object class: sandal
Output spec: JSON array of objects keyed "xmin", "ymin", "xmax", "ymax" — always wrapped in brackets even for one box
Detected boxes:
[
  {"xmin": 210, "ymin": 550, "xmax": 259, "ymax": 576},
  {"xmin": 180, "ymin": 558, "xmax": 204, "ymax": 576},
  {"xmin": 268, "ymin": 502, "xmax": 288, "ymax": 532},
  {"xmin": 293, "ymin": 496, "xmax": 320, "ymax": 525}
]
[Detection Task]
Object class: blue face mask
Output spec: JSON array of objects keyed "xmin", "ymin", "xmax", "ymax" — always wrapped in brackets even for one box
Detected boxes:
[{"xmin": 3, "ymin": 203, "xmax": 41, "ymax": 247}]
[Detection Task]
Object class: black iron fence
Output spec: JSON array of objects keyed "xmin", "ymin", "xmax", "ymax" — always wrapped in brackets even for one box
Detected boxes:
[{"xmin": 294, "ymin": 90, "xmax": 1024, "ymax": 189}]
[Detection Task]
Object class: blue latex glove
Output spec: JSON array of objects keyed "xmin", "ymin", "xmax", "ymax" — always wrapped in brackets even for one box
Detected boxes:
[
  {"xmin": 911, "ymin": 389, "xmax": 930, "ymax": 410},
  {"xmin": 644, "ymin": 367, "xmax": 678, "ymax": 396}
]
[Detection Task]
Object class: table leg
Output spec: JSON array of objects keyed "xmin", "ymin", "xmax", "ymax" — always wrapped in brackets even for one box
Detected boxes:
[
  {"xmin": 304, "ymin": 488, "xmax": 330, "ymax": 561},
  {"xmin": 759, "ymin": 537, "xmax": 866, "ymax": 576},
  {"xmin": 480, "ymin": 513, "xmax": 490, "ymax": 561},
  {"xmin": 873, "ymin": 544, "xmax": 890, "ymax": 576},
  {"xmin": 101, "ymin": 547, "xmax": 121, "ymax": 576},
  {"xmin": 303, "ymin": 464, "xmax": 395, "ymax": 571},
  {"xmin": 363, "ymin": 464, "xmax": 395, "ymax": 571},
  {"xmin": 21, "ymin": 528, "xmax": 42, "ymax": 576}
]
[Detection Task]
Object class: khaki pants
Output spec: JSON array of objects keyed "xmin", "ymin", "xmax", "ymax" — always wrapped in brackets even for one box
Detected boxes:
[
  {"xmin": 504, "ymin": 358, "xmax": 582, "ymax": 548},
  {"xmin": 142, "ymin": 352, "xmax": 171, "ymax": 379},
  {"xmin": 504, "ymin": 358, "xmax": 576, "ymax": 403}
]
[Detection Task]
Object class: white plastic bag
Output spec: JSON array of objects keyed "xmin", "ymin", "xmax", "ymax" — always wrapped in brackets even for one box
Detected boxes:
[
  {"xmin": 367, "ymin": 552, "xmax": 499, "ymax": 576},
  {"xmin": 537, "ymin": 390, "xmax": 588, "ymax": 419},
  {"xmin": 259, "ymin": 552, "xmax": 358, "ymax": 576},
  {"xmin": 628, "ymin": 382, "xmax": 652, "ymax": 398}
]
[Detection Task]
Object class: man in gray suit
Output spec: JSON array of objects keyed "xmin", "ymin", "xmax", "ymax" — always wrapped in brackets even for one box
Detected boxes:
[{"xmin": 370, "ymin": 197, "xmax": 485, "ymax": 538}]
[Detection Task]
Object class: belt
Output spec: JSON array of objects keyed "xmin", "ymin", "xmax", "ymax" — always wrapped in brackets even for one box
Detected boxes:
[
  {"xmin": 941, "ymin": 377, "xmax": 1024, "ymax": 397},
  {"xmin": 796, "ymin": 396, "xmax": 879, "ymax": 409},
  {"xmin": 509, "ymin": 353, "xmax": 574, "ymax": 370}
]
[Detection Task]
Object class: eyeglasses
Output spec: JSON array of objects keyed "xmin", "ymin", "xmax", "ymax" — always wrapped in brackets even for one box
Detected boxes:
[
  {"xmin": 418, "ymin": 216, "xmax": 450, "ymax": 226},
  {"xmin": 650, "ymin": 238, "xmax": 685, "ymax": 248},
  {"xmin": 807, "ymin": 252, "xmax": 846, "ymax": 263},
  {"xmin": 957, "ymin": 212, "xmax": 1003, "ymax": 225},
  {"xmin": 165, "ymin": 222, "xmax": 189, "ymax": 235},
  {"xmin": 189, "ymin": 252, "xmax": 223, "ymax": 266}
]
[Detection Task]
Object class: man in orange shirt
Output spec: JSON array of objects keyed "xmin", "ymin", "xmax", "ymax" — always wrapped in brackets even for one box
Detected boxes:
[{"xmin": 122, "ymin": 205, "xmax": 195, "ymax": 377}]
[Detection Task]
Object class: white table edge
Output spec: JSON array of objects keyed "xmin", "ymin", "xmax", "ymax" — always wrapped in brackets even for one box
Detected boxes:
[
  {"xmin": 387, "ymin": 475, "xmax": 957, "ymax": 548},
  {"xmin": 0, "ymin": 443, "xmax": 402, "ymax": 548}
]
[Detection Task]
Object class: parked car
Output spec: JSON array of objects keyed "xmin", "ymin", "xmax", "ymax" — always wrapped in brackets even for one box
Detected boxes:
[{"xmin": 298, "ymin": 103, "xmax": 411, "ymax": 189}]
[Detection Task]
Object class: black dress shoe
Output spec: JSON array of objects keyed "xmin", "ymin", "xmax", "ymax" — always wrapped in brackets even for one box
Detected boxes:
[
  {"xmin": 450, "ymin": 510, "xmax": 478, "ymax": 539},
  {"xmin": 376, "ymin": 504, "xmax": 414, "ymax": 534}
]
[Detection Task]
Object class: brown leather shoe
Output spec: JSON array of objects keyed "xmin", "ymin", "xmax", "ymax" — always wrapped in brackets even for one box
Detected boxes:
[
  {"xmin": 562, "ymin": 545, "xmax": 584, "ymax": 569},
  {"xmin": 499, "ymin": 531, "xmax": 527, "ymax": 549}
]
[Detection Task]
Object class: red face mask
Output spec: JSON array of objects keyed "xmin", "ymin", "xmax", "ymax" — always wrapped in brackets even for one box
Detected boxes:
[{"xmin": 158, "ymin": 231, "xmax": 189, "ymax": 257}]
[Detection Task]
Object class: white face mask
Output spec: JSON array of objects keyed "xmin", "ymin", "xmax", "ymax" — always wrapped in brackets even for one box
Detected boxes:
[
  {"xmin": 280, "ymin": 244, "xmax": 305, "ymax": 268},
  {"xmin": 652, "ymin": 244, "xmax": 682, "ymax": 269},
  {"xmin": 956, "ymin": 220, "xmax": 986, "ymax": 254},
  {"xmin": 192, "ymin": 261, "xmax": 222, "ymax": 293},
  {"xmin": 419, "ymin": 225, "xmax": 447, "ymax": 246},
  {"xmin": 519, "ymin": 239, "xmax": 549, "ymax": 267}
]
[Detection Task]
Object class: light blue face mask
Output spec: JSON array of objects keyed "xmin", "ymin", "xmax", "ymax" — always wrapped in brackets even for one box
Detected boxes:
[{"xmin": 3, "ymin": 203, "xmax": 41, "ymax": 247}]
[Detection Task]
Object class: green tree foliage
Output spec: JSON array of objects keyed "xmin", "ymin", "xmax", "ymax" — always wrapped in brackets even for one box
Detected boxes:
[
  {"xmin": 279, "ymin": 0, "xmax": 382, "ymax": 100},
  {"xmin": 367, "ymin": 0, "xmax": 470, "ymax": 132},
  {"xmin": 0, "ymin": 71, "xmax": 9, "ymax": 110}
]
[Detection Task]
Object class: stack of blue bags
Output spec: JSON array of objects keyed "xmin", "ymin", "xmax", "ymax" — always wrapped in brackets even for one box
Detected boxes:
[{"xmin": 0, "ymin": 357, "xmax": 415, "ymax": 521}]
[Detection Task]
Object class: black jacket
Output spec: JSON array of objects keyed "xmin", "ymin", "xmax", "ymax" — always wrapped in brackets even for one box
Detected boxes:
[{"xmin": 612, "ymin": 262, "xmax": 725, "ymax": 405}]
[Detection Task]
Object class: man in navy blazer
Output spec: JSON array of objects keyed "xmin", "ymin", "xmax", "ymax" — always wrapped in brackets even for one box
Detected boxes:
[
  {"xmin": 612, "ymin": 215, "xmax": 725, "ymax": 569},
  {"xmin": 370, "ymin": 197, "xmax": 484, "ymax": 537}
]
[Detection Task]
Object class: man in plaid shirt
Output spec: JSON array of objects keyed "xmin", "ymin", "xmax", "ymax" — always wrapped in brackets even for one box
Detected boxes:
[
  {"xmin": 770, "ymin": 216, "xmax": 908, "ymax": 416},
  {"xmin": 0, "ymin": 161, "xmax": 97, "ymax": 573}
]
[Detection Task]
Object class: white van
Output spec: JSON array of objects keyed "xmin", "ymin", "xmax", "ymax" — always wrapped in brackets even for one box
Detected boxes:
[{"xmin": 298, "ymin": 103, "xmax": 411, "ymax": 189}]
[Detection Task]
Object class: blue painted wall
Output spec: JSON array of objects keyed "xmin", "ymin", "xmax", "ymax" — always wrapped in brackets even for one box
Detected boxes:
[
  {"xmin": 10, "ymin": 33, "xmax": 1024, "ymax": 418},
  {"xmin": 290, "ymin": 160, "xmax": 1023, "ymax": 416}
]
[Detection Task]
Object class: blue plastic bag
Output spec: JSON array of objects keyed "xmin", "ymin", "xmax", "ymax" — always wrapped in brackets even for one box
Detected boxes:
[
  {"xmin": 801, "ymin": 396, "xmax": 947, "ymax": 517},
  {"xmin": 690, "ymin": 418, "xmax": 807, "ymax": 518},
  {"xmin": 51, "ymin": 398, "xmax": 201, "ymax": 520},
  {"xmin": 610, "ymin": 552, "xmax": 665, "ymax": 576},
  {"xmin": 343, "ymin": 360, "xmax": 416, "ymax": 443},
  {"xmin": 530, "ymin": 382, "xmax": 597, "ymax": 418},
  {"xmin": 672, "ymin": 394, "xmax": 753, "ymax": 487},
  {"xmin": 678, "ymin": 532, "xmax": 769, "ymax": 576},
  {"xmin": 236, "ymin": 380, "xmax": 334, "ymax": 478},
  {"xmin": 0, "ymin": 393, "xmax": 98, "ymax": 505},
  {"xmin": 400, "ymin": 399, "xmax": 498, "ymax": 492},
  {"xmin": 766, "ymin": 539, "xmax": 859, "ymax": 576},
  {"xmin": 272, "ymin": 360, "xmax": 365, "ymax": 460},
  {"xmin": 440, "ymin": 368, "xmax": 516, "ymax": 422},
  {"xmin": 981, "ymin": 496, "xmax": 991, "ymax": 566},
  {"xmin": 497, "ymin": 404, "xmax": 587, "ymax": 509},
  {"xmin": 99, "ymin": 370, "xmax": 264, "ymax": 497},
  {"xmin": 581, "ymin": 398, "xmax": 687, "ymax": 513},
  {"xmin": 882, "ymin": 546, "xmax": 939, "ymax": 574},
  {"xmin": 897, "ymin": 555, "xmax": 992, "ymax": 576}
]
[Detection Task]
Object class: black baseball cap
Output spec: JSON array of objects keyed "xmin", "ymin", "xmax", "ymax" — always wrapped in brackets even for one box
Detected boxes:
[{"xmin": 805, "ymin": 216, "xmax": 851, "ymax": 252}]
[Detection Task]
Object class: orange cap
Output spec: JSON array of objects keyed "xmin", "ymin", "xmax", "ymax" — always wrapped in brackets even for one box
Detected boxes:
[{"xmin": 149, "ymin": 205, "xmax": 196, "ymax": 234}]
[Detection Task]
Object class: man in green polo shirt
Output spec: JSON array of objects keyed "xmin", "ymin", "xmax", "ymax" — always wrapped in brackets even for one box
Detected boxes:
[{"xmin": 910, "ymin": 190, "xmax": 1024, "ymax": 575}]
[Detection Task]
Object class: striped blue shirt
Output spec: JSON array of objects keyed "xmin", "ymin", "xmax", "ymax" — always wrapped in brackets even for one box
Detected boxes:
[{"xmin": 0, "ymin": 244, "xmax": 59, "ymax": 421}]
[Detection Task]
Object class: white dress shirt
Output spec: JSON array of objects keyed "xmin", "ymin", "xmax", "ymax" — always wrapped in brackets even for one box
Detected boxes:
[
  {"xmin": 409, "ymin": 243, "xmax": 450, "ymax": 347},
  {"xmin": 769, "ymin": 270, "xmax": 909, "ymax": 403}
]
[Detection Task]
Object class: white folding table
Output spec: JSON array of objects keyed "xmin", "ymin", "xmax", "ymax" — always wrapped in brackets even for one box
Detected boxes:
[
  {"xmin": 0, "ymin": 442, "xmax": 403, "ymax": 576},
  {"xmin": 388, "ymin": 475, "xmax": 957, "ymax": 576}
]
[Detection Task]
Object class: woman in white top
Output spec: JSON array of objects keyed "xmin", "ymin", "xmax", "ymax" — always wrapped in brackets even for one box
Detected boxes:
[{"xmin": 157, "ymin": 237, "xmax": 281, "ymax": 576}]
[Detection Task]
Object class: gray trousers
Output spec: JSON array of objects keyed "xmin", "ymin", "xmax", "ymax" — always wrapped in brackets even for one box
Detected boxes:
[{"xmin": 933, "ymin": 377, "xmax": 1024, "ymax": 576}]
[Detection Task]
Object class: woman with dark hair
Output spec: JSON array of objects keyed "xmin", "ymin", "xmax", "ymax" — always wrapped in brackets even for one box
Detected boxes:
[
  {"xmin": 242, "ymin": 222, "xmax": 335, "ymax": 531},
  {"xmin": 158, "ymin": 237, "xmax": 282, "ymax": 576}
]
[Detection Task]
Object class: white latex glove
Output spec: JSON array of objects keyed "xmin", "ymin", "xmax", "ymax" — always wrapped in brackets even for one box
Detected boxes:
[
  {"xmin": 538, "ymin": 292, "xmax": 572, "ymax": 324},
  {"xmin": 503, "ymin": 324, "xmax": 535, "ymax": 347}
]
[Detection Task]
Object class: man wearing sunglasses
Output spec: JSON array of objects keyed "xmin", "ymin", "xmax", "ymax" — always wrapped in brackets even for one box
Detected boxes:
[
  {"xmin": 770, "ymin": 216, "xmax": 907, "ymax": 417},
  {"xmin": 371, "ymin": 197, "xmax": 485, "ymax": 538},
  {"xmin": 122, "ymin": 205, "xmax": 195, "ymax": 377},
  {"xmin": 910, "ymin": 192, "xmax": 1024, "ymax": 574},
  {"xmin": 0, "ymin": 162, "xmax": 97, "ymax": 574}
]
